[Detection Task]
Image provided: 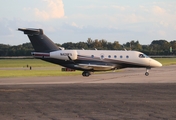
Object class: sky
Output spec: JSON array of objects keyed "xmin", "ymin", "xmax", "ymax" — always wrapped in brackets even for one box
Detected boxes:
[{"xmin": 0, "ymin": 0, "xmax": 176, "ymax": 45}]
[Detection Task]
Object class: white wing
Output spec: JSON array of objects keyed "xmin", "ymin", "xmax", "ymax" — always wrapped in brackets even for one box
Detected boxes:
[{"xmin": 75, "ymin": 64, "xmax": 115, "ymax": 71}]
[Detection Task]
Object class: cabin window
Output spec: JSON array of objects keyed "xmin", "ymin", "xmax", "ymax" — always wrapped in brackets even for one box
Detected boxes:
[
  {"xmin": 120, "ymin": 55, "xmax": 123, "ymax": 58},
  {"xmin": 126, "ymin": 55, "xmax": 129, "ymax": 58},
  {"xmin": 91, "ymin": 55, "xmax": 94, "ymax": 58},
  {"xmin": 114, "ymin": 55, "xmax": 117, "ymax": 58},
  {"xmin": 108, "ymin": 55, "xmax": 111, "ymax": 58},
  {"xmin": 101, "ymin": 55, "xmax": 104, "ymax": 59}
]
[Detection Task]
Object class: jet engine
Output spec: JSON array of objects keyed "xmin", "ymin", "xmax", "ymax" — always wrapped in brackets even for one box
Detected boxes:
[{"xmin": 50, "ymin": 50, "xmax": 77, "ymax": 60}]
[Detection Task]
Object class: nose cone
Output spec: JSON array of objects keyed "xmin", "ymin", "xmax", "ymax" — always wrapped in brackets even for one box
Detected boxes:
[{"xmin": 150, "ymin": 59, "xmax": 162, "ymax": 67}]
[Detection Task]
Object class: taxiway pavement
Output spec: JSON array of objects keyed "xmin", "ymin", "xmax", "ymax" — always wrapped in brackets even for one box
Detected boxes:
[
  {"xmin": 0, "ymin": 65, "xmax": 176, "ymax": 120},
  {"xmin": 0, "ymin": 65, "xmax": 175, "ymax": 85}
]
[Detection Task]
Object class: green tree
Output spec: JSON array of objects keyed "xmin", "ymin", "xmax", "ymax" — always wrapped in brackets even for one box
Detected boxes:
[
  {"xmin": 112, "ymin": 41, "xmax": 121, "ymax": 50},
  {"xmin": 61, "ymin": 42, "xmax": 76, "ymax": 49},
  {"xmin": 170, "ymin": 40, "xmax": 176, "ymax": 54},
  {"xmin": 76, "ymin": 42, "xmax": 88, "ymax": 49},
  {"xmin": 150, "ymin": 40, "xmax": 170, "ymax": 55}
]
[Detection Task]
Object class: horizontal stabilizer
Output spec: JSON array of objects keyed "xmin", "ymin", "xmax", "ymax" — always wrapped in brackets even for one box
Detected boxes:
[{"xmin": 18, "ymin": 28, "xmax": 43, "ymax": 35}]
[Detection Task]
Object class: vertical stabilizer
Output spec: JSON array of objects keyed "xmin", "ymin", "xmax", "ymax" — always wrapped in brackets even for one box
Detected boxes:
[{"xmin": 18, "ymin": 28, "xmax": 59, "ymax": 52}]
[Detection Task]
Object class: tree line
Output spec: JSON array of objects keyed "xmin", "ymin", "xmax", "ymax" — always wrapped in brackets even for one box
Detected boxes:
[{"xmin": 0, "ymin": 38, "xmax": 176, "ymax": 56}]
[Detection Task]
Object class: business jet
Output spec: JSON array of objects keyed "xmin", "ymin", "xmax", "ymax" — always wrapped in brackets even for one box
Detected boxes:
[{"xmin": 18, "ymin": 28, "xmax": 162, "ymax": 77}]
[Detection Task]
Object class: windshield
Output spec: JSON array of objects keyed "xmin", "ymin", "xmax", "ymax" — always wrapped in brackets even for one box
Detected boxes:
[{"xmin": 139, "ymin": 54, "xmax": 149, "ymax": 58}]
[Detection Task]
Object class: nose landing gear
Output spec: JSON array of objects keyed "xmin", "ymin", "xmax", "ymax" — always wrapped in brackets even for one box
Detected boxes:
[
  {"xmin": 145, "ymin": 72, "xmax": 149, "ymax": 76},
  {"xmin": 82, "ymin": 71, "xmax": 91, "ymax": 77},
  {"xmin": 145, "ymin": 68, "xmax": 151, "ymax": 76}
]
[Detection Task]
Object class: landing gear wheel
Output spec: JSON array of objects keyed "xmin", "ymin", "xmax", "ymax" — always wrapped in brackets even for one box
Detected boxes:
[
  {"xmin": 82, "ymin": 71, "xmax": 91, "ymax": 77},
  {"xmin": 85, "ymin": 72, "xmax": 89, "ymax": 76},
  {"xmin": 82, "ymin": 72, "xmax": 85, "ymax": 76},
  {"xmin": 145, "ymin": 72, "xmax": 149, "ymax": 76},
  {"xmin": 145, "ymin": 67, "xmax": 151, "ymax": 76}
]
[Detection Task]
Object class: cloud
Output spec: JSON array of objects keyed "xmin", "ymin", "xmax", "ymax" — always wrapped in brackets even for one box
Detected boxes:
[
  {"xmin": 152, "ymin": 6, "xmax": 166, "ymax": 15},
  {"xmin": 0, "ymin": 19, "xmax": 13, "ymax": 36},
  {"xmin": 35, "ymin": 8, "xmax": 50, "ymax": 20},
  {"xmin": 27, "ymin": 0, "xmax": 65, "ymax": 20},
  {"xmin": 112, "ymin": 5, "xmax": 126, "ymax": 11},
  {"xmin": 78, "ymin": 5, "xmax": 108, "ymax": 9},
  {"xmin": 157, "ymin": 30, "xmax": 166, "ymax": 37},
  {"xmin": 71, "ymin": 22, "xmax": 79, "ymax": 28}
]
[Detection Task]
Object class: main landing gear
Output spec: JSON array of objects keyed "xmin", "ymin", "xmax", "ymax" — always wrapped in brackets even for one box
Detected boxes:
[
  {"xmin": 145, "ymin": 67, "xmax": 151, "ymax": 76},
  {"xmin": 82, "ymin": 71, "xmax": 91, "ymax": 77}
]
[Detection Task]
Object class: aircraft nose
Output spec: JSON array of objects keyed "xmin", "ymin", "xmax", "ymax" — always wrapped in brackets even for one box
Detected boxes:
[{"xmin": 150, "ymin": 59, "xmax": 162, "ymax": 67}]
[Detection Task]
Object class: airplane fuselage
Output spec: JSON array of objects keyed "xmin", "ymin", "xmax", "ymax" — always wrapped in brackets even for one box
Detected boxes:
[
  {"xmin": 32, "ymin": 50, "xmax": 162, "ymax": 73},
  {"xmin": 18, "ymin": 28, "xmax": 162, "ymax": 77}
]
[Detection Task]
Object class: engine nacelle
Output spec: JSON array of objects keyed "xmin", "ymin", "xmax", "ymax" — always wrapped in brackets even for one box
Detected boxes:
[{"xmin": 50, "ymin": 50, "xmax": 77, "ymax": 60}]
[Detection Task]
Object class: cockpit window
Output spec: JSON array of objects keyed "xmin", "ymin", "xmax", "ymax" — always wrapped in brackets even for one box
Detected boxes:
[
  {"xmin": 139, "ymin": 54, "xmax": 149, "ymax": 58},
  {"xmin": 139, "ymin": 54, "xmax": 145, "ymax": 58},
  {"xmin": 144, "ymin": 54, "xmax": 149, "ymax": 58}
]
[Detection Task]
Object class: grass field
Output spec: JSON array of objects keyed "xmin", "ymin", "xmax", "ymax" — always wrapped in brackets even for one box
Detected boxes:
[
  {"xmin": 154, "ymin": 58, "xmax": 176, "ymax": 66},
  {"xmin": 0, "ymin": 59, "xmax": 57, "ymax": 67},
  {"xmin": 0, "ymin": 58, "xmax": 175, "ymax": 78},
  {"xmin": 0, "ymin": 59, "xmax": 82, "ymax": 77}
]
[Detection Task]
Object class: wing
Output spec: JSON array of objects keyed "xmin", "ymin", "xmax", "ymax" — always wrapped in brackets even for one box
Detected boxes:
[{"xmin": 75, "ymin": 64, "xmax": 115, "ymax": 71}]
